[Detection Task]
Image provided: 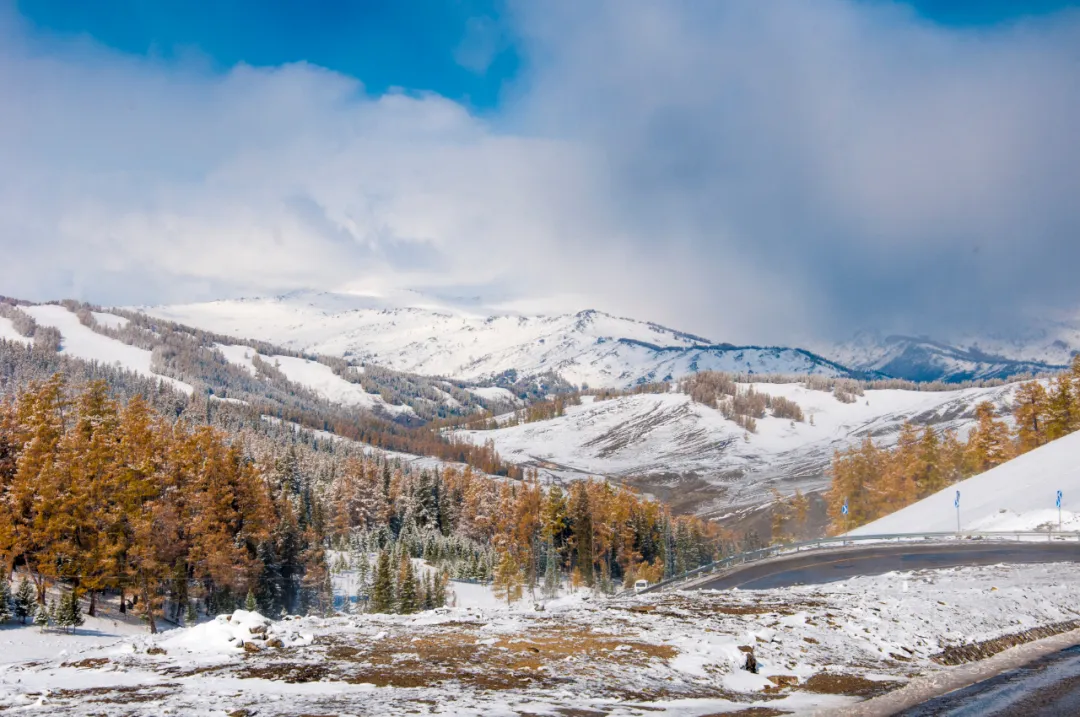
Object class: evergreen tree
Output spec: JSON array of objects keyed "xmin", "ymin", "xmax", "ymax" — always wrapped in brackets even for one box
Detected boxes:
[
  {"xmin": 369, "ymin": 550, "xmax": 395, "ymax": 613},
  {"xmin": 433, "ymin": 570, "xmax": 448, "ymax": 608},
  {"xmin": 0, "ymin": 576, "xmax": 10, "ymax": 623},
  {"xmin": 569, "ymin": 483, "xmax": 594, "ymax": 587},
  {"xmin": 396, "ymin": 555, "xmax": 419, "ymax": 614},
  {"xmin": 63, "ymin": 591, "xmax": 84, "ymax": 632},
  {"xmin": 185, "ymin": 600, "xmax": 198, "ymax": 626},
  {"xmin": 245, "ymin": 589, "xmax": 257, "ymax": 612},
  {"xmin": 13, "ymin": 578, "xmax": 35, "ymax": 624},
  {"xmin": 34, "ymin": 600, "xmax": 50, "ymax": 631}
]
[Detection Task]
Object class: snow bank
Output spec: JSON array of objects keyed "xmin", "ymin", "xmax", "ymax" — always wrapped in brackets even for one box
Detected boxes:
[
  {"xmin": 851, "ymin": 431, "xmax": 1080, "ymax": 534},
  {"xmin": 161, "ymin": 611, "xmax": 311, "ymax": 654}
]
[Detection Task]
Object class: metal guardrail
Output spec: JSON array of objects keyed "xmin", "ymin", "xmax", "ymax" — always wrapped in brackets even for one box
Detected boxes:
[{"xmin": 635, "ymin": 530, "xmax": 1080, "ymax": 595}]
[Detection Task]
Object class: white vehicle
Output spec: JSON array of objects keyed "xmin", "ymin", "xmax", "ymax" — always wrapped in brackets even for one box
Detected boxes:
[{"xmin": 633, "ymin": 579, "xmax": 649, "ymax": 594}]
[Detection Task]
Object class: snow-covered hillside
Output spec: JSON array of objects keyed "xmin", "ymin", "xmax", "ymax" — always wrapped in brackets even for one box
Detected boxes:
[
  {"xmin": 216, "ymin": 343, "xmax": 411, "ymax": 416},
  {"xmin": 22, "ymin": 304, "xmax": 194, "ymax": 395},
  {"xmin": 453, "ymin": 381, "xmax": 1022, "ymax": 514},
  {"xmin": 820, "ymin": 330, "xmax": 1070, "ymax": 383},
  {"xmin": 140, "ymin": 291, "xmax": 854, "ymax": 388},
  {"xmin": 851, "ymin": 431, "xmax": 1080, "ymax": 535}
]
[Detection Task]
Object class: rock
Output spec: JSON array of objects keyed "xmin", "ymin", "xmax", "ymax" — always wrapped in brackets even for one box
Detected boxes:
[
  {"xmin": 737, "ymin": 645, "xmax": 754, "ymax": 653},
  {"xmin": 266, "ymin": 638, "xmax": 284, "ymax": 648},
  {"xmin": 744, "ymin": 652, "xmax": 758, "ymax": 674},
  {"xmin": 249, "ymin": 624, "xmax": 268, "ymax": 636},
  {"xmin": 243, "ymin": 641, "xmax": 261, "ymax": 653},
  {"xmin": 146, "ymin": 646, "xmax": 167, "ymax": 656}
]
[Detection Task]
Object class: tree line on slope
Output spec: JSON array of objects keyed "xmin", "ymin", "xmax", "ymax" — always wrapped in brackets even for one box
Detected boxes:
[
  {"xmin": 826, "ymin": 357, "xmax": 1080, "ymax": 533},
  {"xmin": 0, "ymin": 374, "xmax": 724, "ymax": 630}
]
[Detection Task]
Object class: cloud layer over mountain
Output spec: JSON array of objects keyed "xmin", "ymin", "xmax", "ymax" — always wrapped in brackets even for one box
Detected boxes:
[{"xmin": 1, "ymin": 1, "xmax": 1078, "ymax": 343}]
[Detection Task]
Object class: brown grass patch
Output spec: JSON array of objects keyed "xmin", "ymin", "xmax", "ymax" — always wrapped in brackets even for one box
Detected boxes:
[
  {"xmin": 799, "ymin": 672, "xmax": 903, "ymax": 697},
  {"xmin": 237, "ymin": 662, "xmax": 331, "ymax": 683},
  {"xmin": 51, "ymin": 685, "xmax": 178, "ymax": 705},
  {"xmin": 60, "ymin": 657, "xmax": 109, "ymax": 669}
]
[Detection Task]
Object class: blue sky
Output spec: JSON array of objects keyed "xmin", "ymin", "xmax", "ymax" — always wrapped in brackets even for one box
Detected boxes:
[
  {"xmin": 15, "ymin": 0, "xmax": 1077, "ymax": 110},
  {"xmin": 16, "ymin": 0, "xmax": 521, "ymax": 109},
  {"xmin": 3, "ymin": 0, "xmax": 1080, "ymax": 342}
]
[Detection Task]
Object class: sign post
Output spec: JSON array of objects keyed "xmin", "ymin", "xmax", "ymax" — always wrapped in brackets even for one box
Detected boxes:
[
  {"xmin": 954, "ymin": 490, "xmax": 961, "ymax": 533},
  {"xmin": 1057, "ymin": 490, "xmax": 1063, "ymax": 531},
  {"xmin": 841, "ymin": 499, "xmax": 849, "ymax": 543}
]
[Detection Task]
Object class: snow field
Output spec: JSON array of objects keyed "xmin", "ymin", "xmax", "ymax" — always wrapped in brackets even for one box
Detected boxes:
[
  {"xmin": 23, "ymin": 304, "xmax": 194, "ymax": 395},
  {"xmin": 0, "ymin": 317, "xmax": 32, "ymax": 345},
  {"xmin": 215, "ymin": 343, "xmax": 412, "ymax": 415},
  {"xmin": 452, "ymin": 380, "xmax": 1020, "ymax": 505},
  {"xmin": 2, "ymin": 562, "xmax": 1077, "ymax": 715},
  {"xmin": 852, "ymin": 430, "xmax": 1080, "ymax": 535}
]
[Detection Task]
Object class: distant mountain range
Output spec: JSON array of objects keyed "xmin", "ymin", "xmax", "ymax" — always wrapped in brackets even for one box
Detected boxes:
[
  {"xmin": 817, "ymin": 330, "xmax": 1073, "ymax": 383},
  {"xmin": 140, "ymin": 290, "xmax": 1073, "ymax": 387},
  {"xmin": 140, "ymin": 291, "xmax": 854, "ymax": 389}
]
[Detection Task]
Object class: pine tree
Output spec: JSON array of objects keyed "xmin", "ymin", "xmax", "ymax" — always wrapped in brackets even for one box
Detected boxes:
[
  {"xmin": 422, "ymin": 572, "xmax": 435, "ymax": 611},
  {"xmin": 433, "ymin": 570, "xmax": 448, "ymax": 608},
  {"xmin": 34, "ymin": 599, "xmax": 50, "ymax": 631},
  {"xmin": 55, "ymin": 594, "xmax": 73, "ymax": 632},
  {"xmin": 185, "ymin": 600, "xmax": 198, "ymax": 626},
  {"xmin": 493, "ymin": 550, "xmax": 524, "ymax": 606},
  {"xmin": 369, "ymin": 550, "xmax": 395, "ymax": 614},
  {"xmin": 13, "ymin": 578, "xmax": 35, "ymax": 624},
  {"xmin": 64, "ymin": 591, "xmax": 84, "ymax": 632},
  {"xmin": 0, "ymin": 576, "xmax": 11, "ymax": 623},
  {"xmin": 245, "ymin": 589, "xmax": 258, "ymax": 612},
  {"xmin": 396, "ymin": 555, "xmax": 419, "ymax": 614}
]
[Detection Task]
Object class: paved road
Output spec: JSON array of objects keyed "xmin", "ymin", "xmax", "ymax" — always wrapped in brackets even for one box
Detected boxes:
[
  {"xmin": 896, "ymin": 644, "xmax": 1080, "ymax": 716},
  {"xmin": 691, "ymin": 541, "xmax": 1080, "ymax": 590}
]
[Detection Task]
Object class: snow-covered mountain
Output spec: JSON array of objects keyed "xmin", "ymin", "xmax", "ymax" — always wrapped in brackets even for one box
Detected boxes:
[
  {"xmin": 452, "ymin": 380, "xmax": 1024, "ymax": 516},
  {"xmin": 818, "ymin": 330, "xmax": 1072, "ymax": 383},
  {"xmin": 140, "ymin": 291, "xmax": 856, "ymax": 389},
  {"xmin": 851, "ymin": 430, "xmax": 1080, "ymax": 535}
]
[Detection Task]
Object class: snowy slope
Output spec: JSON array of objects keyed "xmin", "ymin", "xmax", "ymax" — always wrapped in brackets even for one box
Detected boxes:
[
  {"xmin": 24, "ymin": 305, "xmax": 193, "ymax": 395},
  {"xmin": 0, "ymin": 317, "xmax": 32, "ymax": 345},
  {"xmin": 215, "ymin": 344, "xmax": 411, "ymax": 415},
  {"xmin": 454, "ymin": 381, "xmax": 1022, "ymax": 513},
  {"xmin": 851, "ymin": 431, "xmax": 1080, "ymax": 535},
  {"xmin": 140, "ymin": 291, "xmax": 854, "ymax": 388}
]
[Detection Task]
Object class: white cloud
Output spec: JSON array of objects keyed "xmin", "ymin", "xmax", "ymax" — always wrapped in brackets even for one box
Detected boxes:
[{"xmin": 1, "ymin": 2, "xmax": 1079, "ymax": 343}]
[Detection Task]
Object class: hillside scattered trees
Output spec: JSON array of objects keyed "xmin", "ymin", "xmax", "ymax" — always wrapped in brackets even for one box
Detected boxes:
[{"xmin": 827, "ymin": 357, "xmax": 1080, "ymax": 533}]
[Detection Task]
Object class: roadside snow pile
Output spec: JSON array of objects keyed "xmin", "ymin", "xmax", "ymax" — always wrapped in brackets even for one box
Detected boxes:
[
  {"xmin": 851, "ymin": 430, "xmax": 1080, "ymax": 535},
  {"xmin": 160, "ymin": 610, "xmax": 312, "ymax": 655}
]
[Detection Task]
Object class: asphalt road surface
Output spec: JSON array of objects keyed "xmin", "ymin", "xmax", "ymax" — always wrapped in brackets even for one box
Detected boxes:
[
  {"xmin": 692, "ymin": 541, "xmax": 1080, "ymax": 590},
  {"xmin": 896, "ymin": 644, "xmax": 1080, "ymax": 716}
]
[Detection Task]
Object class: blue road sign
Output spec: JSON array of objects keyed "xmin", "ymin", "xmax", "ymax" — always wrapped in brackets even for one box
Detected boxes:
[
  {"xmin": 954, "ymin": 490, "xmax": 960, "ymax": 508},
  {"xmin": 1057, "ymin": 490, "xmax": 1063, "ymax": 509},
  {"xmin": 841, "ymin": 499, "xmax": 849, "ymax": 515}
]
